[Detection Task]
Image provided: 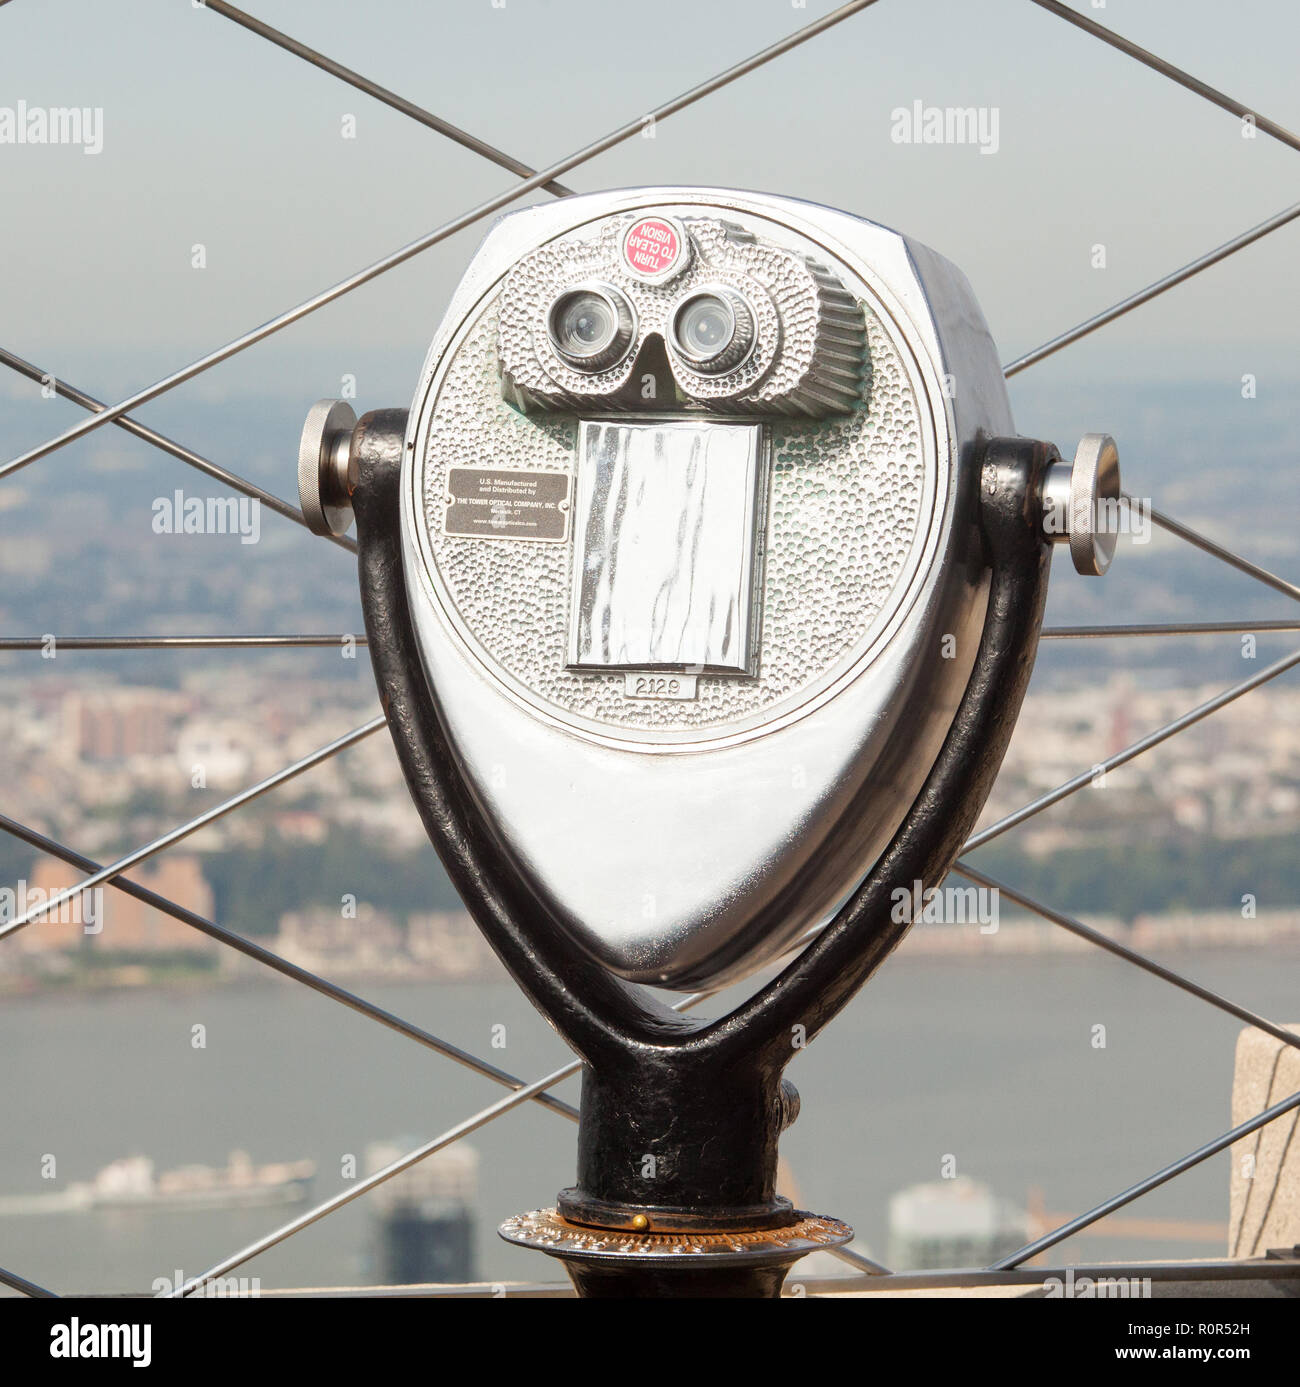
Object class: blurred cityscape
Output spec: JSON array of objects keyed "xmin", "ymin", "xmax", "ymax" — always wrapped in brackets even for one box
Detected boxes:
[
  {"xmin": 0, "ymin": 665, "xmax": 509, "ymax": 990},
  {"xmin": 1, "ymin": 654, "xmax": 1298, "ymax": 992}
]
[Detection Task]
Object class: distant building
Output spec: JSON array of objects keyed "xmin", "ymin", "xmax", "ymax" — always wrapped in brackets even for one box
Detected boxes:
[
  {"xmin": 175, "ymin": 722, "xmax": 253, "ymax": 789},
  {"xmin": 63, "ymin": 689, "xmax": 187, "ymax": 762},
  {"xmin": 276, "ymin": 905, "xmax": 405, "ymax": 976},
  {"xmin": 270, "ymin": 907, "xmax": 493, "ymax": 979},
  {"xmin": 888, "ymin": 1177, "xmax": 1028, "ymax": 1270},
  {"xmin": 273, "ymin": 810, "xmax": 329, "ymax": 844},
  {"xmin": 19, "ymin": 855, "xmax": 216, "ymax": 955},
  {"xmin": 365, "ymin": 1140, "xmax": 477, "ymax": 1286},
  {"xmin": 407, "ymin": 912, "xmax": 492, "ymax": 978},
  {"xmin": 1130, "ymin": 908, "xmax": 1300, "ymax": 950}
]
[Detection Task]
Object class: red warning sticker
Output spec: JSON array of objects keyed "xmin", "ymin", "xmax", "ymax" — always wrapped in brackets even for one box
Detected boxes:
[{"xmin": 622, "ymin": 217, "xmax": 685, "ymax": 280}]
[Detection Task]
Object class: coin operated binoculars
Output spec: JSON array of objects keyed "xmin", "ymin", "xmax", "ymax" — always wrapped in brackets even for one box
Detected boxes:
[{"xmin": 298, "ymin": 188, "xmax": 1120, "ymax": 1297}]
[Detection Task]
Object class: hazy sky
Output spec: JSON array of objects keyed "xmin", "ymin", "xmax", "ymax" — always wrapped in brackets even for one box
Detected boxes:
[{"xmin": 2, "ymin": 0, "xmax": 1299, "ymax": 418}]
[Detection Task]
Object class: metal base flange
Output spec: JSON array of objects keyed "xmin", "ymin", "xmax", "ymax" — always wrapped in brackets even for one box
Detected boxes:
[{"xmin": 499, "ymin": 1207, "xmax": 853, "ymax": 1298}]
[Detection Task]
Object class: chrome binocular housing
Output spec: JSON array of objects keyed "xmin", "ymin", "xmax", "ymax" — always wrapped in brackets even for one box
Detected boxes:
[
  {"xmin": 298, "ymin": 187, "xmax": 1119, "ymax": 1296},
  {"xmin": 300, "ymin": 187, "xmax": 1118, "ymax": 992}
]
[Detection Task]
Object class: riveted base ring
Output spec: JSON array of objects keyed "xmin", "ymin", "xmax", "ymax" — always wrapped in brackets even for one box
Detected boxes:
[{"xmin": 499, "ymin": 1207, "xmax": 853, "ymax": 1298}]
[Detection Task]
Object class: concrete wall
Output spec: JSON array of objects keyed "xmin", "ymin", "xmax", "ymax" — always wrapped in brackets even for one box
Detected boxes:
[{"xmin": 1229, "ymin": 1023, "xmax": 1300, "ymax": 1257}]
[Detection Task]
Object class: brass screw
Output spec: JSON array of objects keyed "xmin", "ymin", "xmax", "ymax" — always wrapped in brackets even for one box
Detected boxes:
[{"xmin": 629, "ymin": 1214, "xmax": 650, "ymax": 1231}]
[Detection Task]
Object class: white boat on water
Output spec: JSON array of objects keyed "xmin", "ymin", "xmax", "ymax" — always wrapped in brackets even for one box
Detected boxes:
[{"xmin": 0, "ymin": 1150, "xmax": 315, "ymax": 1216}]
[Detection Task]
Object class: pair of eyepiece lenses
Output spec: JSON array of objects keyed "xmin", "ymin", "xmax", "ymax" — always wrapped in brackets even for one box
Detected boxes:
[{"xmin": 546, "ymin": 282, "xmax": 757, "ymax": 377}]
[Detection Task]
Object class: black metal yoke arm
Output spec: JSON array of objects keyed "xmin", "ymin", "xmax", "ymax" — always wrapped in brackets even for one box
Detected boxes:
[
  {"xmin": 353, "ymin": 415, "xmax": 1053, "ymax": 1073},
  {"xmin": 708, "ymin": 436, "xmax": 1054, "ymax": 1070},
  {"xmin": 352, "ymin": 412, "xmax": 683, "ymax": 1067}
]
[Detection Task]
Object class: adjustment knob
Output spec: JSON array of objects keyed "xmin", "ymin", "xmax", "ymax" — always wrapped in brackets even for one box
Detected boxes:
[
  {"xmin": 298, "ymin": 399, "xmax": 358, "ymax": 537},
  {"xmin": 1040, "ymin": 433, "xmax": 1121, "ymax": 576}
]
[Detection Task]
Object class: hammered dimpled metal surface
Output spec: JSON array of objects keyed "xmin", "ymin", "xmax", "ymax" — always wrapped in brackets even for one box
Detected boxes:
[{"xmin": 417, "ymin": 280, "xmax": 929, "ymax": 739}]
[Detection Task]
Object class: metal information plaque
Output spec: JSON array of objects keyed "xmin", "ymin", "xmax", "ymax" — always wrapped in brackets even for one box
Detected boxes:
[{"xmin": 444, "ymin": 467, "xmax": 570, "ymax": 541}]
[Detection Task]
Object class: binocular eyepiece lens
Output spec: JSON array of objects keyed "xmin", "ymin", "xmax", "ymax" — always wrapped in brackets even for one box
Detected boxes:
[
  {"xmin": 547, "ymin": 284, "xmax": 636, "ymax": 371},
  {"xmin": 559, "ymin": 296, "xmax": 611, "ymax": 349},
  {"xmin": 677, "ymin": 296, "xmax": 731, "ymax": 354},
  {"xmin": 669, "ymin": 287, "xmax": 756, "ymax": 375}
]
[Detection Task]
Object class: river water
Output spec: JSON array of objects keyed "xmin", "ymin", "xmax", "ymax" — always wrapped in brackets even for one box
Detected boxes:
[{"xmin": 2, "ymin": 946, "xmax": 1295, "ymax": 1293}]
